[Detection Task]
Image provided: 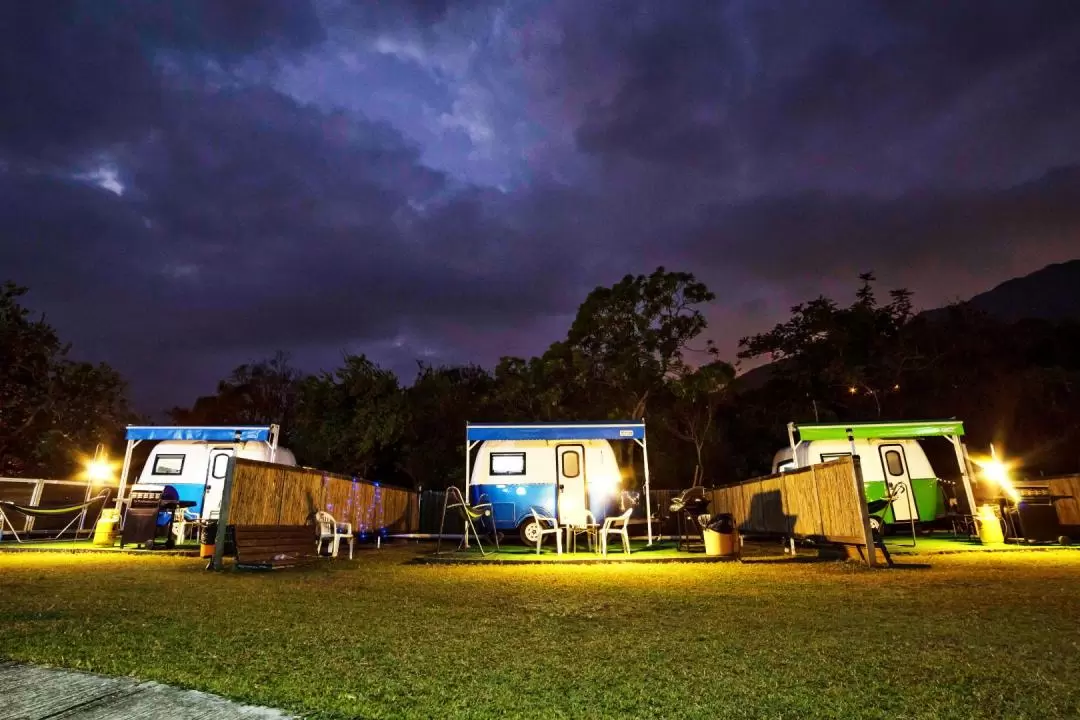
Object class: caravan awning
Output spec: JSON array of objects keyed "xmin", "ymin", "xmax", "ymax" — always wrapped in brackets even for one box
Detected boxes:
[
  {"xmin": 466, "ymin": 422, "xmax": 645, "ymax": 441},
  {"xmin": 124, "ymin": 426, "xmax": 274, "ymax": 442},
  {"xmin": 792, "ymin": 420, "xmax": 965, "ymax": 442}
]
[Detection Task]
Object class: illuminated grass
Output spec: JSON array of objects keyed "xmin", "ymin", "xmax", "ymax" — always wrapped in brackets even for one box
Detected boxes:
[
  {"xmin": 425, "ymin": 539, "xmax": 725, "ymax": 562},
  {"xmin": 1, "ymin": 546, "xmax": 1079, "ymax": 719},
  {"xmin": 0, "ymin": 539, "xmax": 198, "ymax": 554}
]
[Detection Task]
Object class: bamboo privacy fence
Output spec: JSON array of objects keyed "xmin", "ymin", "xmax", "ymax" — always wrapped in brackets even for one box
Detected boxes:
[
  {"xmin": 225, "ymin": 459, "xmax": 419, "ymax": 534},
  {"xmin": 1047, "ymin": 475, "xmax": 1080, "ymax": 526},
  {"xmin": 708, "ymin": 457, "xmax": 870, "ymax": 545}
]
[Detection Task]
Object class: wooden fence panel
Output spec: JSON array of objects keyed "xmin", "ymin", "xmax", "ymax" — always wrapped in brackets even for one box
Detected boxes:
[
  {"xmin": 784, "ymin": 467, "xmax": 823, "ymax": 537},
  {"xmin": 708, "ymin": 457, "xmax": 866, "ymax": 545},
  {"xmin": 227, "ymin": 460, "xmax": 419, "ymax": 534},
  {"xmin": 815, "ymin": 460, "xmax": 867, "ymax": 540},
  {"xmin": 1048, "ymin": 475, "xmax": 1080, "ymax": 526}
]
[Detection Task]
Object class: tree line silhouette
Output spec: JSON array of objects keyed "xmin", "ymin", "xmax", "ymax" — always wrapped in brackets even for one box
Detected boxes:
[{"xmin": 4, "ymin": 270, "xmax": 1079, "ymax": 487}]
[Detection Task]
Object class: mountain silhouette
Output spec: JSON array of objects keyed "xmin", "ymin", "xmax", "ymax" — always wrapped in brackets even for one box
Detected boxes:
[
  {"xmin": 939, "ymin": 258, "xmax": 1080, "ymax": 322},
  {"xmin": 733, "ymin": 257, "xmax": 1080, "ymax": 390}
]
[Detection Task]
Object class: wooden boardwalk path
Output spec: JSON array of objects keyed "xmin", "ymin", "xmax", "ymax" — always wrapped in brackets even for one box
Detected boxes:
[{"xmin": 0, "ymin": 662, "xmax": 295, "ymax": 719}]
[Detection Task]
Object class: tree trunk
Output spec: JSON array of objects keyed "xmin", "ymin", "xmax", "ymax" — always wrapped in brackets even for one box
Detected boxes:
[
  {"xmin": 618, "ymin": 442, "xmax": 638, "ymax": 491},
  {"xmin": 694, "ymin": 440, "xmax": 705, "ymax": 487}
]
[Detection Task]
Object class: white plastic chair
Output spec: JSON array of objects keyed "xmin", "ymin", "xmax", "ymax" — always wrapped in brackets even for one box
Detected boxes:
[
  {"xmin": 530, "ymin": 508, "xmax": 563, "ymax": 555},
  {"xmin": 599, "ymin": 507, "xmax": 634, "ymax": 556},
  {"xmin": 315, "ymin": 510, "xmax": 354, "ymax": 559}
]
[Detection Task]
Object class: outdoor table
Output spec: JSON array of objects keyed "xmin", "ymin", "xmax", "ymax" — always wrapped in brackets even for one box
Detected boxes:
[{"xmin": 564, "ymin": 521, "xmax": 600, "ymax": 553}]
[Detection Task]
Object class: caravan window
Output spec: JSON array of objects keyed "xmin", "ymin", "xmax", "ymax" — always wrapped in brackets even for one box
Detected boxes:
[
  {"xmin": 152, "ymin": 455, "xmax": 185, "ymax": 475},
  {"xmin": 490, "ymin": 452, "xmax": 526, "ymax": 476},
  {"xmin": 561, "ymin": 451, "xmax": 581, "ymax": 478},
  {"xmin": 211, "ymin": 454, "xmax": 230, "ymax": 479},
  {"xmin": 820, "ymin": 452, "xmax": 852, "ymax": 464},
  {"xmin": 884, "ymin": 450, "xmax": 905, "ymax": 476}
]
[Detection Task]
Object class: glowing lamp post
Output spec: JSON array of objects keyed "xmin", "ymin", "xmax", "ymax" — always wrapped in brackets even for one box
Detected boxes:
[
  {"xmin": 970, "ymin": 444, "xmax": 1017, "ymax": 544},
  {"xmin": 82, "ymin": 444, "xmax": 119, "ymax": 485},
  {"xmin": 972, "ymin": 444, "xmax": 1019, "ymax": 503}
]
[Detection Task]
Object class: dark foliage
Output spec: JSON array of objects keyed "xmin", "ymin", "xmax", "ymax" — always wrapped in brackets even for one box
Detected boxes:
[
  {"xmin": 109, "ymin": 267, "xmax": 1080, "ymax": 487},
  {"xmin": 0, "ymin": 282, "xmax": 132, "ymax": 477},
  {"xmin": 165, "ymin": 268, "xmax": 723, "ymax": 489}
]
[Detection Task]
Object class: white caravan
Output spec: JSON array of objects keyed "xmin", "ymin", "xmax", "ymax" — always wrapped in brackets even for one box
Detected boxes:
[
  {"xmin": 770, "ymin": 419, "xmax": 977, "ymax": 533},
  {"xmin": 121, "ymin": 425, "xmax": 296, "ymax": 521},
  {"xmin": 469, "ymin": 439, "xmax": 624, "ymax": 544},
  {"xmin": 464, "ymin": 422, "xmax": 654, "ymax": 545}
]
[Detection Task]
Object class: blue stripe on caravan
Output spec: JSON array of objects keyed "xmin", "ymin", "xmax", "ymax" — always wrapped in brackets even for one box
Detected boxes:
[
  {"xmin": 471, "ymin": 483, "xmax": 557, "ymax": 529},
  {"xmin": 466, "ymin": 423, "xmax": 645, "ymax": 441},
  {"xmin": 125, "ymin": 426, "xmax": 271, "ymax": 442},
  {"xmin": 169, "ymin": 482, "xmax": 205, "ymax": 518}
]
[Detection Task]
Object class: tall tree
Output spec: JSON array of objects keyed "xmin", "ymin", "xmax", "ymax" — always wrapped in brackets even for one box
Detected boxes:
[
  {"xmin": 0, "ymin": 282, "xmax": 130, "ymax": 477},
  {"xmin": 565, "ymin": 266, "xmax": 716, "ymax": 419},
  {"xmin": 169, "ymin": 351, "xmax": 303, "ymax": 428},
  {"xmin": 492, "ymin": 345, "xmax": 589, "ymax": 421},
  {"xmin": 738, "ymin": 273, "xmax": 916, "ymax": 420},
  {"xmin": 291, "ymin": 354, "xmax": 405, "ymax": 479},
  {"xmin": 664, "ymin": 360, "xmax": 735, "ymax": 485},
  {"xmin": 401, "ymin": 363, "xmax": 495, "ymax": 489}
]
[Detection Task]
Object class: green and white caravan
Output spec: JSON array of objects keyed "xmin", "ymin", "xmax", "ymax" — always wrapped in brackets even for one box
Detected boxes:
[{"xmin": 772, "ymin": 420, "xmax": 978, "ymax": 534}]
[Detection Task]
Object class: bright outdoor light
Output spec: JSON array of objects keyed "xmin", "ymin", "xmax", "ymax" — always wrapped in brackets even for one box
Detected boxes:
[
  {"xmin": 590, "ymin": 470, "xmax": 621, "ymax": 498},
  {"xmin": 82, "ymin": 447, "xmax": 119, "ymax": 484},
  {"xmin": 86, "ymin": 459, "xmax": 114, "ymax": 482},
  {"xmin": 971, "ymin": 445, "xmax": 1019, "ymax": 502}
]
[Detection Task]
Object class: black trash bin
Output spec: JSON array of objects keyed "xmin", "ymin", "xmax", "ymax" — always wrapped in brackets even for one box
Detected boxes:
[{"xmin": 199, "ymin": 520, "xmax": 217, "ymax": 558}]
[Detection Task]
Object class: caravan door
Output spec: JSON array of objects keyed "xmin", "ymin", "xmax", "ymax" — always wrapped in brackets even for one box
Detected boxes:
[
  {"xmin": 879, "ymin": 444, "xmax": 918, "ymax": 522},
  {"xmin": 201, "ymin": 448, "xmax": 235, "ymax": 520},
  {"xmin": 556, "ymin": 444, "xmax": 588, "ymax": 526}
]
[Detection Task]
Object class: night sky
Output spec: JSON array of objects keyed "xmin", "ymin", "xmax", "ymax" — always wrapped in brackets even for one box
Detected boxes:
[{"xmin": 3, "ymin": 1, "xmax": 1080, "ymax": 414}]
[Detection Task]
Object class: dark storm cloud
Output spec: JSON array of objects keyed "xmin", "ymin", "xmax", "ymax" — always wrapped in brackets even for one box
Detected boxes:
[
  {"xmin": 572, "ymin": 0, "xmax": 1080, "ymax": 192},
  {"xmin": 1, "ymin": 63, "xmax": 595, "ymax": 409},
  {"xmin": 380, "ymin": 0, "xmax": 491, "ymax": 26},
  {"xmin": 678, "ymin": 166, "xmax": 1080, "ymax": 289},
  {"xmin": 1, "ymin": 82, "xmax": 586, "ymax": 339},
  {"xmin": 0, "ymin": 1, "xmax": 323, "ymax": 163},
  {"xmin": 333, "ymin": 0, "xmax": 497, "ymax": 27},
  {"xmin": 3, "ymin": 0, "xmax": 1080, "ymax": 413}
]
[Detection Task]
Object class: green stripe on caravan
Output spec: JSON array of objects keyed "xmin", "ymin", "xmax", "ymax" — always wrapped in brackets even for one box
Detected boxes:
[{"xmin": 794, "ymin": 420, "xmax": 965, "ymax": 442}]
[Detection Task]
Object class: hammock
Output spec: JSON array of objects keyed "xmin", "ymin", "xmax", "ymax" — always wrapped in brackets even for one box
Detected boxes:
[{"xmin": 0, "ymin": 491, "xmax": 111, "ymax": 544}]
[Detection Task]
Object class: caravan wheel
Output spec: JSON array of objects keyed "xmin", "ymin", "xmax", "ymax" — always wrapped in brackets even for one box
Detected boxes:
[
  {"xmin": 869, "ymin": 516, "xmax": 886, "ymax": 536},
  {"xmin": 519, "ymin": 518, "xmax": 542, "ymax": 546}
]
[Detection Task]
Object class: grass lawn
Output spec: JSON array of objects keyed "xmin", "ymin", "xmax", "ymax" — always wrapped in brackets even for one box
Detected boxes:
[
  {"xmin": 1, "ymin": 545, "xmax": 1079, "ymax": 719},
  {"xmin": 426, "ymin": 538, "xmax": 727, "ymax": 562},
  {"xmin": 0, "ymin": 538, "xmax": 199, "ymax": 554}
]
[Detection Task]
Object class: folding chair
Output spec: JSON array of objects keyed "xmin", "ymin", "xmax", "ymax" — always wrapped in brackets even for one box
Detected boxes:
[
  {"xmin": 435, "ymin": 486, "xmax": 498, "ymax": 556},
  {"xmin": 865, "ymin": 498, "xmax": 896, "ymax": 567}
]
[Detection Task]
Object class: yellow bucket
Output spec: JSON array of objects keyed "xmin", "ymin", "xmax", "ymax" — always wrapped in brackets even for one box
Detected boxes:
[
  {"xmin": 703, "ymin": 529, "xmax": 737, "ymax": 557},
  {"xmin": 975, "ymin": 504, "xmax": 1005, "ymax": 544},
  {"xmin": 93, "ymin": 508, "xmax": 119, "ymax": 547},
  {"xmin": 703, "ymin": 529, "xmax": 722, "ymax": 556}
]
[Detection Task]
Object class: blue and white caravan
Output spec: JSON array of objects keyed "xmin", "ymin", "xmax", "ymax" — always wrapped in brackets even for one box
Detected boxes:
[
  {"xmin": 118, "ymin": 425, "xmax": 297, "ymax": 522},
  {"xmin": 465, "ymin": 422, "xmax": 654, "ymax": 546}
]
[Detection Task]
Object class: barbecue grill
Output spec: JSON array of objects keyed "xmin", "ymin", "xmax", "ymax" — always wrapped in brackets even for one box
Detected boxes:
[
  {"xmin": 999, "ymin": 480, "xmax": 1073, "ymax": 544},
  {"xmin": 120, "ymin": 484, "xmax": 195, "ymax": 549},
  {"xmin": 670, "ymin": 486, "xmax": 711, "ymax": 551}
]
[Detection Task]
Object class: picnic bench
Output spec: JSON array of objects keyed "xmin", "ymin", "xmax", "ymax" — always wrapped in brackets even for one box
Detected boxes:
[{"xmin": 231, "ymin": 524, "xmax": 320, "ymax": 570}]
